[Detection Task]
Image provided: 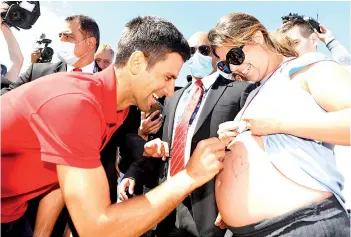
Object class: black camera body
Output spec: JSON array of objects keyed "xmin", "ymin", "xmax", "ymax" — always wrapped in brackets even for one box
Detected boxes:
[
  {"xmin": 36, "ymin": 38, "xmax": 54, "ymax": 63},
  {"xmin": 282, "ymin": 13, "xmax": 322, "ymax": 33},
  {"xmin": 1, "ymin": 1, "xmax": 40, "ymax": 30}
]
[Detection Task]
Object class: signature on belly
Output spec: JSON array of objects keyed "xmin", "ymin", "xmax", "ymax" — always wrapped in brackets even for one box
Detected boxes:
[{"xmin": 229, "ymin": 147, "xmax": 249, "ymax": 178}]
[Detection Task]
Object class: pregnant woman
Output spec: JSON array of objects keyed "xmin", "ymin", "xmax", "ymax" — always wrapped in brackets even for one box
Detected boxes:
[{"xmin": 208, "ymin": 12, "xmax": 350, "ymax": 236}]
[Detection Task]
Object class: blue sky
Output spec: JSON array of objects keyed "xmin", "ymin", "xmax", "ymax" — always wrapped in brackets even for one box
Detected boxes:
[{"xmin": 1, "ymin": 1, "xmax": 350, "ymax": 86}]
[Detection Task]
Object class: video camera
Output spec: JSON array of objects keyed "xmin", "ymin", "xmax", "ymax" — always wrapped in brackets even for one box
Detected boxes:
[
  {"xmin": 281, "ymin": 13, "xmax": 322, "ymax": 33},
  {"xmin": 1, "ymin": 1, "xmax": 40, "ymax": 30},
  {"xmin": 34, "ymin": 35, "xmax": 54, "ymax": 63}
]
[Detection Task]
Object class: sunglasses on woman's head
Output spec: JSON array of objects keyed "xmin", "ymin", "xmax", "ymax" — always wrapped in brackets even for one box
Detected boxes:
[
  {"xmin": 190, "ymin": 45, "xmax": 211, "ymax": 56},
  {"xmin": 226, "ymin": 45, "xmax": 245, "ymax": 66}
]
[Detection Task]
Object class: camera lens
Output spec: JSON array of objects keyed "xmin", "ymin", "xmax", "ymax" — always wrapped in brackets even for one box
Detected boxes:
[
  {"xmin": 10, "ymin": 10, "xmax": 25, "ymax": 23},
  {"xmin": 42, "ymin": 47, "xmax": 54, "ymax": 57}
]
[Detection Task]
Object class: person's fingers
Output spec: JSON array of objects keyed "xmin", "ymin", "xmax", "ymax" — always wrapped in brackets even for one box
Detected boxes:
[
  {"xmin": 218, "ymin": 131, "xmax": 238, "ymax": 140},
  {"xmin": 219, "ymin": 222, "xmax": 227, "ymax": 229},
  {"xmin": 157, "ymin": 142, "xmax": 163, "ymax": 156},
  {"xmin": 119, "ymin": 189, "xmax": 128, "ymax": 201},
  {"xmin": 118, "ymin": 179, "xmax": 129, "ymax": 200},
  {"xmin": 141, "ymin": 111, "xmax": 146, "ymax": 120},
  {"xmin": 150, "ymin": 127, "xmax": 160, "ymax": 134},
  {"xmin": 144, "ymin": 140, "xmax": 154, "ymax": 150},
  {"xmin": 148, "ymin": 121, "xmax": 162, "ymax": 132},
  {"xmin": 214, "ymin": 213, "xmax": 223, "ymax": 227},
  {"xmin": 164, "ymin": 142, "xmax": 169, "ymax": 157},
  {"xmin": 205, "ymin": 142, "xmax": 226, "ymax": 155},
  {"xmin": 219, "ymin": 138, "xmax": 230, "ymax": 147},
  {"xmin": 314, "ymin": 29, "xmax": 322, "ymax": 36},
  {"xmin": 128, "ymin": 179, "xmax": 135, "ymax": 195},
  {"xmin": 148, "ymin": 110, "xmax": 160, "ymax": 121},
  {"xmin": 1, "ymin": 3, "xmax": 9, "ymax": 10},
  {"xmin": 319, "ymin": 24, "xmax": 327, "ymax": 33},
  {"xmin": 143, "ymin": 117, "xmax": 162, "ymax": 132},
  {"xmin": 218, "ymin": 124, "xmax": 239, "ymax": 134},
  {"xmin": 197, "ymin": 137, "xmax": 223, "ymax": 150},
  {"xmin": 149, "ymin": 126, "xmax": 162, "ymax": 135}
]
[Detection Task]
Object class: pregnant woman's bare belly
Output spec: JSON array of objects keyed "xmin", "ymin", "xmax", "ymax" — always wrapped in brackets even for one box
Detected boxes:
[{"xmin": 216, "ymin": 132, "xmax": 332, "ymax": 227}]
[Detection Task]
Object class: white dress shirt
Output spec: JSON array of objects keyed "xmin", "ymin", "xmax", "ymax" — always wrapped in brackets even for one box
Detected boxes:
[
  {"xmin": 168, "ymin": 72, "xmax": 219, "ymax": 177},
  {"xmin": 66, "ymin": 60, "xmax": 95, "ymax": 73}
]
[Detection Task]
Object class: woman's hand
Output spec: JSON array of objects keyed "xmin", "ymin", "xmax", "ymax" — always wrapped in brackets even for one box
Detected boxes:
[
  {"xmin": 242, "ymin": 115, "xmax": 283, "ymax": 136},
  {"xmin": 217, "ymin": 121, "xmax": 246, "ymax": 146}
]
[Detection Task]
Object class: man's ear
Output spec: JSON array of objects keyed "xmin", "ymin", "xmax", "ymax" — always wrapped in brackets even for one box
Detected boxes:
[
  {"xmin": 252, "ymin": 31, "xmax": 265, "ymax": 45},
  {"xmin": 87, "ymin": 37, "xmax": 97, "ymax": 52},
  {"xmin": 127, "ymin": 51, "xmax": 147, "ymax": 75},
  {"xmin": 310, "ymin": 32, "xmax": 319, "ymax": 48}
]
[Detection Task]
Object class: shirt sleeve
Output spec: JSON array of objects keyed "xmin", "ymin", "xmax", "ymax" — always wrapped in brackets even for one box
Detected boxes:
[
  {"xmin": 326, "ymin": 39, "xmax": 351, "ymax": 66},
  {"xmin": 29, "ymin": 94, "xmax": 104, "ymax": 168}
]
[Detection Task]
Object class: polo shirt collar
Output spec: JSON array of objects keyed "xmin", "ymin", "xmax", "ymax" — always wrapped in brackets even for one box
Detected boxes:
[{"xmin": 100, "ymin": 65, "xmax": 129, "ymax": 125}]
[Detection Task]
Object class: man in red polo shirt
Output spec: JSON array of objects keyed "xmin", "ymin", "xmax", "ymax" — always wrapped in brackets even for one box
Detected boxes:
[{"xmin": 1, "ymin": 16, "xmax": 226, "ymax": 237}]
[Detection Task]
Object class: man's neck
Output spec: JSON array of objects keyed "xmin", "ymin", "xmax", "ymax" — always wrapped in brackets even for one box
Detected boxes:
[
  {"xmin": 73, "ymin": 53, "xmax": 95, "ymax": 68},
  {"xmin": 114, "ymin": 66, "xmax": 134, "ymax": 111}
]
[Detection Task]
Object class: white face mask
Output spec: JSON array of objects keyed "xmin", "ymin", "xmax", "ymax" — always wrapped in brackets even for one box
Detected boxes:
[{"xmin": 56, "ymin": 40, "xmax": 89, "ymax": 66}]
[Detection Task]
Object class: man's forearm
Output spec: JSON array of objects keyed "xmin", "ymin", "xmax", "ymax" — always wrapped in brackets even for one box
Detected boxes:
[
  {"xmin": 2, "ymin": 24, "xmax": 24, "ymax": 81},
  {"xmin": 2, "ymin": 24, "xmax": 23, "ymax": 64},
  {"xmin": 34, "ymin": 188, "xmax": 65, "ymax": 237},
  {"xmin": 94, "ymin": 170, "xmax": 197, "ymax": 237},
  {"xmin": 326, "ymin": 39, "xmax": 351, "ymax": 66},
  {"xmin": 280, "ymin": 108, "xmax": 351, "ymax": 146}
]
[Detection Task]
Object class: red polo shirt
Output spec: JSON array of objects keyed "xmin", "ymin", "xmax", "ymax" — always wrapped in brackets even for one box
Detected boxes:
[{"xmin": 1, "ymin": 65, "xmax": 129, "ymax": 223}]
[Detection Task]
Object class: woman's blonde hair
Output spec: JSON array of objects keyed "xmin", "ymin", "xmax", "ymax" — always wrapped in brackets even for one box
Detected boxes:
[
  {"xmin": 95, "ymin": 43, "xmax": 115, "ymax": 58},
  {"xmin": 208, "ymin": 12, "xmax": 298, "ymax": 58}
]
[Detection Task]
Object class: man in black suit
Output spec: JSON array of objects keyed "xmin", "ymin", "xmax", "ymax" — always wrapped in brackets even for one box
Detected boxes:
[
  {"xmin": 1, "ymin": 14, "xmax": 100, "ymax": 95},
  {"xmin": 121, "ymin": 32, "xmax": 253, "ymax": 237}
]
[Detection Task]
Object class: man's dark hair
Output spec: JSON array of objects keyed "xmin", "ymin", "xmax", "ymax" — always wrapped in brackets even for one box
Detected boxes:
[
  {"xmin": 65, "ymin": 15, "xmax": 100, "ymax": 52},
  {"xmin": 279, "ymin": 19, "xmax": 314, "ymax": 38},
  {"xmin": 115, "ymin": 16, "xmax": 190, "ymax": 69}
]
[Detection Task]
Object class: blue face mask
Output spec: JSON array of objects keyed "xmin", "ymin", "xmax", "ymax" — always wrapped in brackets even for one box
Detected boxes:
[{"xmin": 188, "ymin": 51, "xmax": 213, "ymax": 78}]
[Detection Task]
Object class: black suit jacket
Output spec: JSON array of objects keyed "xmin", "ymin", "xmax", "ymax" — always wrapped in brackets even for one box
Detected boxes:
[
  {"xmin": 125, "ymin": 74, "xmax": 252, "ymax": 237},
  {"xmin": 1, "ymin": 75, "xmax": 12, "ymax": 89},
  {"xmin": 1, "ymin": 61, "xmax": 67, "ymax": 95}
]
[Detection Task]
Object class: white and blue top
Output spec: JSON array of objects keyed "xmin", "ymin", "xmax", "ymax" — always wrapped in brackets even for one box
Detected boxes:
[{"xmin": 234, "ymin": 52, "xmax": 346, "ymax": 211}]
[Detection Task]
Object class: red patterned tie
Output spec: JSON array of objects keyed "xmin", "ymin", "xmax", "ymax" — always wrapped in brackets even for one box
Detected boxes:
[
  {"xmin": 72, "ymin": 68, "xmax": 82, "ymax": 72},
  {"xmin": 170, "ymin": 80, "xmax": 204, "ymax": 176}
]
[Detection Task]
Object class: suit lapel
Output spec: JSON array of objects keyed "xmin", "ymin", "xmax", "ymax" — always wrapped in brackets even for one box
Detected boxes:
[
  {"xmin": 166, "ymin": 82, "xmax": 191, "ymax": 143},
  {"xmin": 194, "ymin": 75, "xmax": 231, "ymax": 135},
  {"xmin": 55, "ymin": 62, "xmax": 67, "ymax": 72}
]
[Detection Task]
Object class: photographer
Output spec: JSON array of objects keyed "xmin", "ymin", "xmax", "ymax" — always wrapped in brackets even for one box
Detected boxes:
[
  {"xmin": 278, "ymin": 14, "xmax": 350, "ymax": 65},
  {"xmin": 31, "ymin": 36, "xmax": 54, "ymax": 64},
  {"xmin": 0, "ymin": 1, "xmax": 24, "ymax": 82}
]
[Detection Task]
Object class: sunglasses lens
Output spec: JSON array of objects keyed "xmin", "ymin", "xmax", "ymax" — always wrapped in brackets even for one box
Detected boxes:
[
  {"xmin": 217, "ymin": 61, "xmax": 231, "ymax": 74},
  {"xmin": 190, "ymin": 47, "xmax": 196, "ymax": 55},
  {"xmin": 226, "ymin": 47, "xmax": 245, "ymax": 65},
  {"xmin": 198, "ymin": 45, "xmax": 211, "ymax": 56}
]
